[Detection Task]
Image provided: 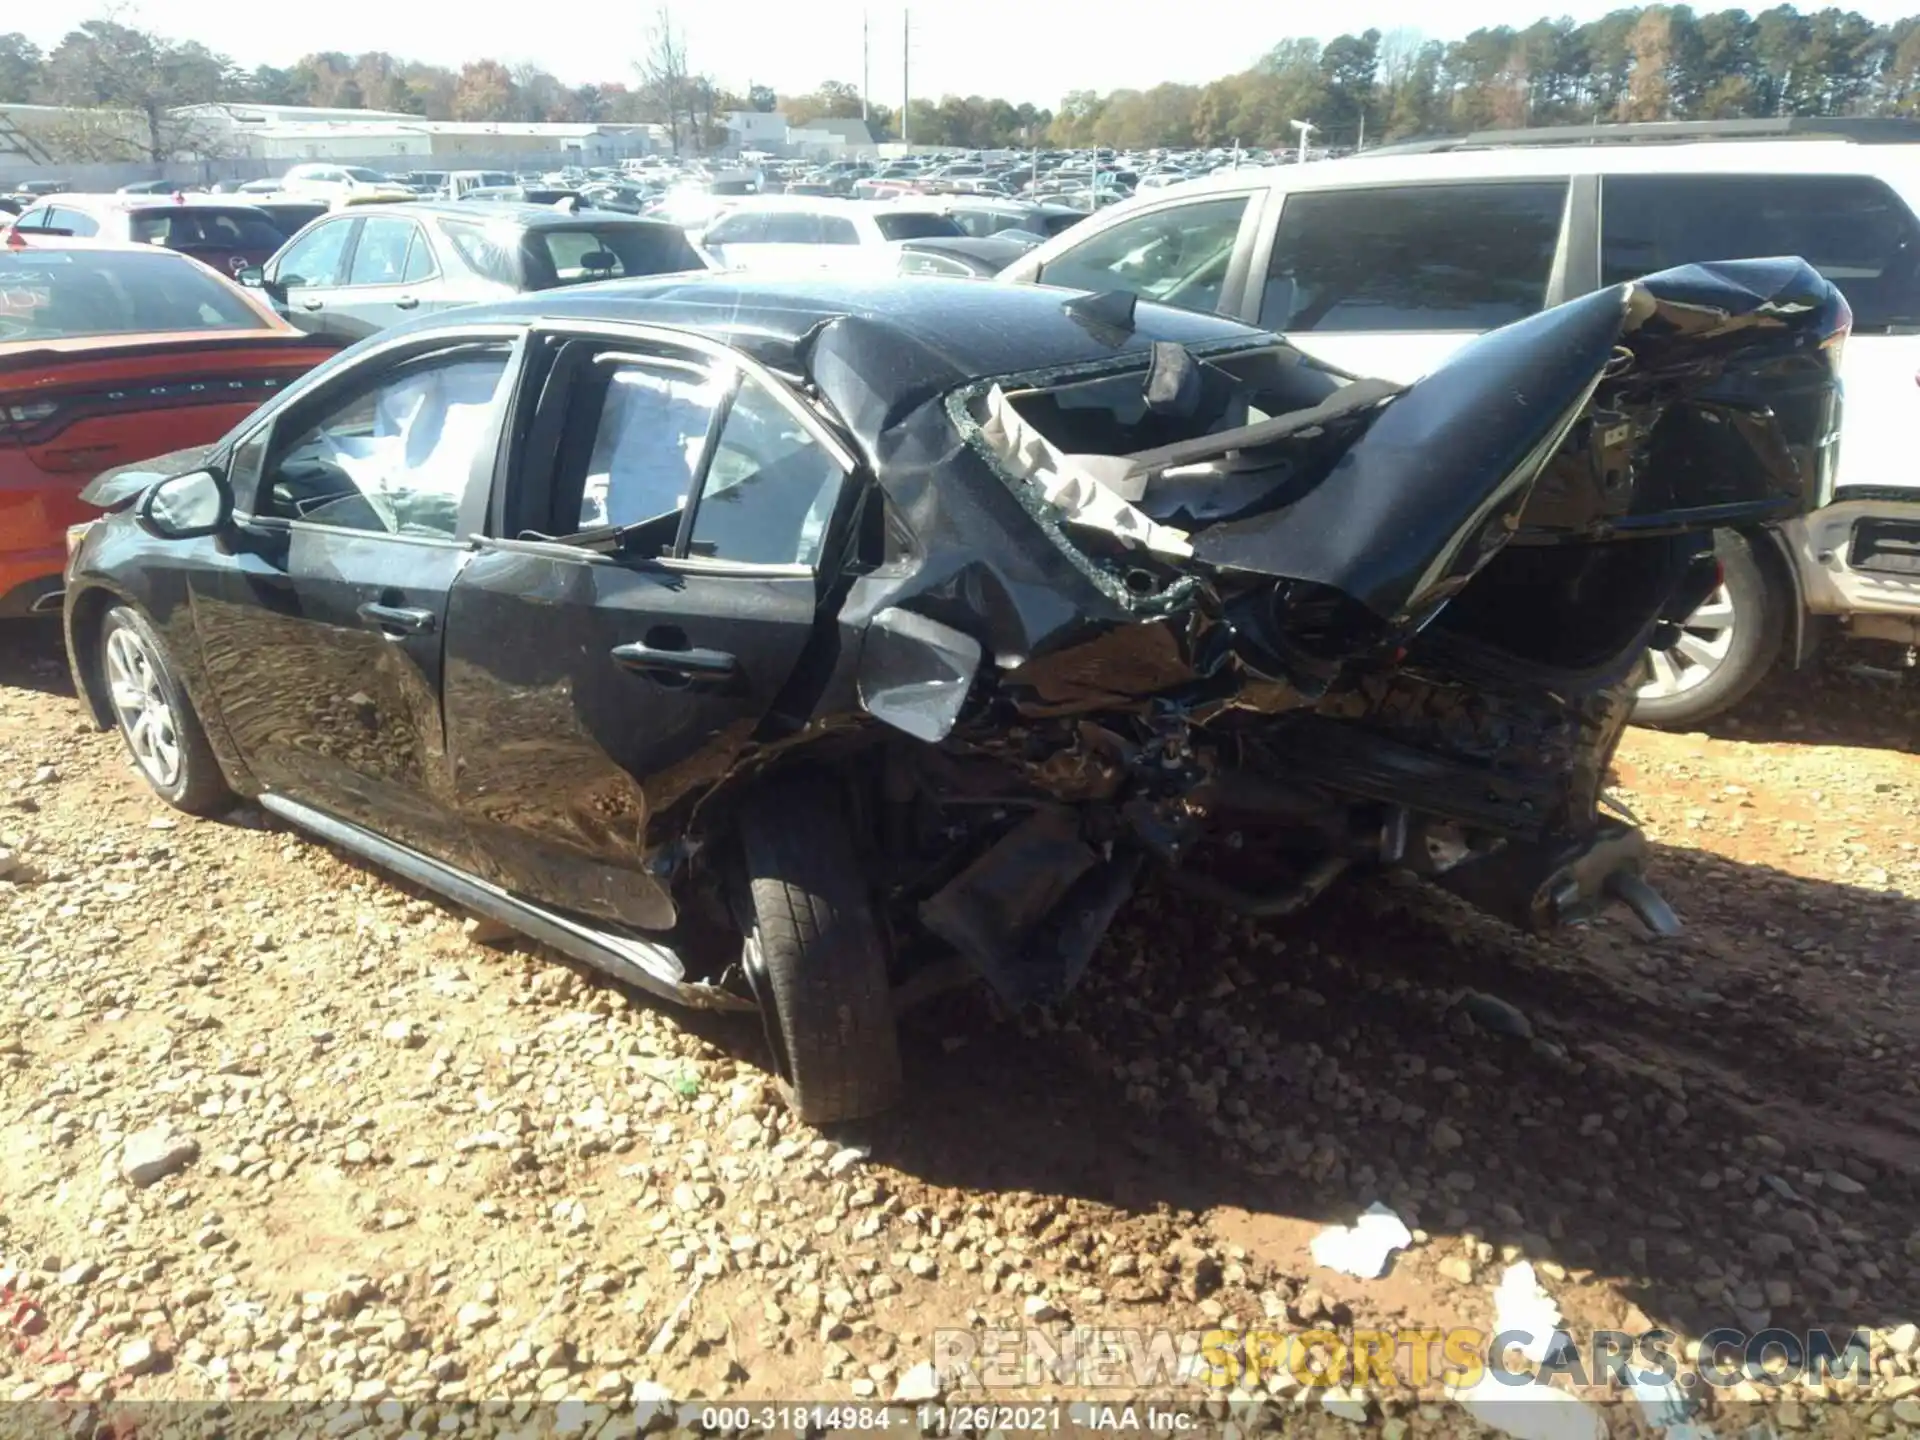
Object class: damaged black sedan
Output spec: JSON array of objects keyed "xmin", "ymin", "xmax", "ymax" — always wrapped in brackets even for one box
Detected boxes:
[{"xmin": 64, "ymin": 262, "xmax": 1846, "ymax": 1122}]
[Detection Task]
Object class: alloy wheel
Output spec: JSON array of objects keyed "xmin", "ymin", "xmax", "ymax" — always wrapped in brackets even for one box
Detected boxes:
[
  {"xmin": 1638, "ymin": 583, "xmax": 1738, "ymax": 702},
  {"xmin": 105, "ymin": 627, "xmax": 183, "ymax": 789}
]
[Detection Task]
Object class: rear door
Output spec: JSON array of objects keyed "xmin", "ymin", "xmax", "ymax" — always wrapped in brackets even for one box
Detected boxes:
[
  {"xmin": 1243, "ymin": 178, "xmax": 1574, "ymax": 384},
  {"xmin": 195, "ymin": 330, "xmax": 524, "ymax": 862},
  {"xmin": 441, "ymin": 330, "xmax": 855, "ymax": 931}
]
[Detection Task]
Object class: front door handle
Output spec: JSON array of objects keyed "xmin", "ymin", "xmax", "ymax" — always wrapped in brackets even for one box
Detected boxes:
[
  {"xmin": 298, "ymin": 297, "xmax": 323, "ymax": 311},
  {"xmin": 357, "ymin": 601, "xmax": 436, "ymax": 635},
  {"xmin": 395, "ymin": 295, "xmax": 419, "ymax": 310},
  {"xmin": 611, "ymin": 641, "xmax": 736, "ymax": 681}
]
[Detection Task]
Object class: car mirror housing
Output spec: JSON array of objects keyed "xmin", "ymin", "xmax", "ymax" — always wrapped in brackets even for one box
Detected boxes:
[
  {"xmin": 137, "ymin": 470, "xmax": 232, "ymax": 541},
  {"xmin": 236, "ymin": 266, "xmax": 265, "ymax": 287},
  {"xmin": 856, "ymin": 607, "xmax": 982, "ymax": 743}
]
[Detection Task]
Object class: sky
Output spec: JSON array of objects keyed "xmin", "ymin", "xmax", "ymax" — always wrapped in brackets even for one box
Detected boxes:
[{"xmin": 20, "ymin": 0, "xmax": 1920, "ymax": 108}]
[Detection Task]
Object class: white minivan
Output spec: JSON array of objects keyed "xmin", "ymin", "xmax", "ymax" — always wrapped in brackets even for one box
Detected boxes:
[{"xmin": 1003, "ymin": 121, "xmax": 1920, "ymax": 724}]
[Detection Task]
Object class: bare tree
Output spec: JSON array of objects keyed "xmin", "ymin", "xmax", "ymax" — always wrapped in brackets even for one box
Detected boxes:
[{"xmin": 635, "ymin": 8, "xmax": 693, "ymax": 153}]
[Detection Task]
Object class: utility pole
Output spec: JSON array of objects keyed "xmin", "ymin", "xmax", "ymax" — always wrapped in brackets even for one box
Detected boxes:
[
  {"xmin": 1291, "ymin": 117, "xmax": 1316, "ymax": 165},
  {"xmin": 862, "ymin": 12, "xmax": 870, "ymax": 123},
  {"xmin": 902, "ymin": 10, "xmax": 911, "ymax": 147},
  {"xmin": 1356, "ymin": 113, "xmax": 1365, "ymax": 151}
]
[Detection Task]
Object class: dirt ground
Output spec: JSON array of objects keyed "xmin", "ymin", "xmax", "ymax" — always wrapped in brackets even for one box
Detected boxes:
[{"xmin": 2, "ymin": 623, "xmax": 1918, "ymax": 1438}]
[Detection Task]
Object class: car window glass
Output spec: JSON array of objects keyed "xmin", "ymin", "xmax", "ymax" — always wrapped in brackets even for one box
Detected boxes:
[
  {"xmin": 129, "ymin": 208, "xmax": 283, "ymax": 250},
  {"xmin": 1601, "ymin": 174, "xmax": 1920, "ymax": 331},
  {"xmin": 1261, "ymin": 182, "xmax": 1567, "ymax": 333},
  {"xmin": 276, "ymin": 220, "xmax": 354, "ymax": 288},
  {"xmin": 440, "ymin": 219, "xmax": 519, "ymax": 286},
  {"xmin": 262, "ymin": 352, "xmax": 510, "ymax": 538},
  {"xmin": 401, "ymin": 229, "xmax": 435, "ymax": 284},
  {"xmin": 817, "ymin": 215, "xmax": 860, "ymax": 245},
  {"xmin": 0, "ymin": 249, "xmax": 261, "ymax": 341},
  {"xmin": 347, "ymin": 216, "xmax": 415, "ymax": 286},
  {"xmin": 525, "ymin": 226, "xmax": 700, "ymax": 286},
  {"xmin": 1036, "ymin": 195, "xmax": 1248, "ymax": 314},
  {"xmin": 50, "ymin": 207, "xmax": 100, "ymax": 237},
  {"xmin": 873, "ymin": 212, "xmax": 963, "ymax": 240},
  {"xmin": 899, "ymin": 251, "xmax": 972, "ymax": 277},
  {"xmin": 763, "ymin": 210, "xmax": 824, "ymax": 244},
  {"xmin": 577, "ymin": 363, "xmax": 725, "ymax": 531},
  {"xmin": 689, "ymin": 378, "xmax": 845, "ymax": 567},
  {"xmin": 702, "ymin": 210, "xmax": 767, "ymax": 245}
]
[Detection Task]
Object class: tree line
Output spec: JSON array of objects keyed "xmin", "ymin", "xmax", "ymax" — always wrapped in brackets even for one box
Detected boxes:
[{"xmin": 3, "ymin": 4, "xmax": 1919, "ymax": 163}]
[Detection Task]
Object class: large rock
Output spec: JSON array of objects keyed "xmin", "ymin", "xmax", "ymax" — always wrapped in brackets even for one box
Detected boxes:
[{"xmin": 120, "ymin": 1127, "xmax": 199, "ymax": 1188}]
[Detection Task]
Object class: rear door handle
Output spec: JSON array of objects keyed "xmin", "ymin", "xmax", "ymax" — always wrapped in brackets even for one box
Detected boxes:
[
  {"xmin": 611, "ymin": 641, "xmax": 736, "ymax": 681},
  {"xmin": 357, "ymin": 601, "xmax": 436, "ymax": 635},
  {"xmin": 395, "ymin": 295, "xmax": 419, "ymax": 310}
]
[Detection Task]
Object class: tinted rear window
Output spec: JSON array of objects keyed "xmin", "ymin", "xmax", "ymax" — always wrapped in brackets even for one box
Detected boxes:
[
  {"xmin": 0, "ymin": 248, "xmax": 261, "ymax": 340},
  {"xmin": 873, "ymin": 212, "xmax": 965, "ymax": 241},
  {"xmin": 524, "ymin": 226, "xmax": 702, "ymax": 287},
  {"xmin": 129, "ymin": 207, "xmax": 286, "ymax": 250},
  {"xmin": 1601, "ymin": 174, "xmax": 1920, "ymax": 331}
]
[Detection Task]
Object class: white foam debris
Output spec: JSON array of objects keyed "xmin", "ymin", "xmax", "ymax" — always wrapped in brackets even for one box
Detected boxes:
[
  {"xmin": 1308, "ymin": 1203, "xmax": 1413, "ymax": 1279},
  {"xmin": 1491, "ymin": 1261, "xmax": 1574, "ymax": 1365}
]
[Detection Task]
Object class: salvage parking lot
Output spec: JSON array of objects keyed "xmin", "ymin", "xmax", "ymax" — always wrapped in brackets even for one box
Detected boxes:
[{"xmin": 1, "ymin": 623, "xmax": 1917, "ymax": 1431}]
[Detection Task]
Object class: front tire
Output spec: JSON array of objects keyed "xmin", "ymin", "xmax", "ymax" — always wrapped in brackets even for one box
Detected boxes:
[
  {"xmin": 99, "ymin": 605, "xmax": 233, "ymax": 816},
  {"xmin": 739, "ymin": 775, "xmax": 902, "ymax": 1125},
  {"xmin": 1634, "ymin": 530, "xmax": 1785, "ymax": 729}
]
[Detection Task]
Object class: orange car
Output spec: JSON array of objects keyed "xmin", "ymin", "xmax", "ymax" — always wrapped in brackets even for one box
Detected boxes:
[{"xmin": 0, "ymin": 233, "xmax": 336, "ymax": 617}]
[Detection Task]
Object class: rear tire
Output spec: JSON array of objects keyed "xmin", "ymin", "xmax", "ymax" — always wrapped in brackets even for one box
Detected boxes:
[
  {"xmin": 1633, "ymin": 530, "xmax": 1785, "ymax": 729},
  {"xmin": 739, "ymin": 775, "xmax": 902, "ymax": 1125},
  {"xmin": 99, "ymin": 605, "xmax": 233, "ymax": 816}
]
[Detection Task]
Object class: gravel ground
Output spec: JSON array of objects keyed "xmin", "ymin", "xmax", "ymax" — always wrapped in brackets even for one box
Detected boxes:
[{"xmin": 2, "ymin": 626, "xmax": 1918, "ymax": 1437}]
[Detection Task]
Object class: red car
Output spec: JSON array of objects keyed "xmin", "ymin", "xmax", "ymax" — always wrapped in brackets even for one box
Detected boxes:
[
  {"xmin": 6, "ymin": 194, "xmax": 290, "ymax": 282},
  {"xmin": 0, "ymin": 234, "xmax": 336, "ymax": 616}
]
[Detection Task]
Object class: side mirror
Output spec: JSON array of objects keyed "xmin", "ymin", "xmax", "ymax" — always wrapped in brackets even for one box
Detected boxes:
[
  {"xmin": 856, "ymin": 607, "xmax": 982, "ymax": 743},
  {"xmin": 236, "ymin": 266, "xmax": 264, "ymax": 287},
  {"xmin": 137, "ymin": 469, "xmax": 231, "ymax": 540}
]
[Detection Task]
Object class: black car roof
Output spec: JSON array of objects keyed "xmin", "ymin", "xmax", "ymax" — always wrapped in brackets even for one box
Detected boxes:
[{"xmin": 440, "ymin": 272, "xmax": 1262, "ymax": 394}]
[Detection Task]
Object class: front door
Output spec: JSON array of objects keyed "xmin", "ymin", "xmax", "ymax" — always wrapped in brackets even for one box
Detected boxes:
[
  {"xmin": 265, "ymin": 215, "xmax": 359, "ymax": 339},
  {"xmin": 327, "ymin": 214, "xmax": 437, "ymax": 341},
  {"xmin": 195, "ymin": 337, "xmax": 521, "ymax": 862},
  {"xmin": 442, "ymin": 338, "xmax": 854, "ymax": 930}
]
